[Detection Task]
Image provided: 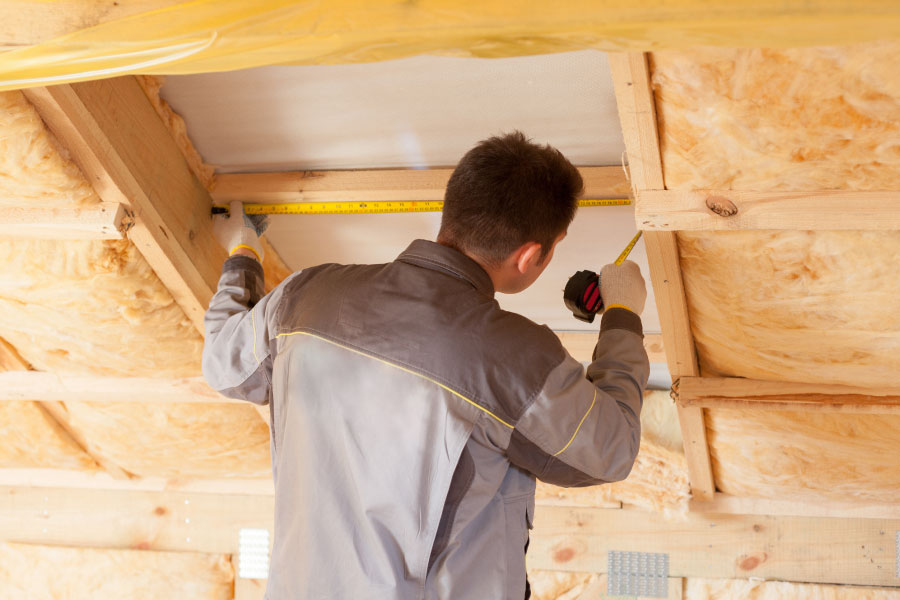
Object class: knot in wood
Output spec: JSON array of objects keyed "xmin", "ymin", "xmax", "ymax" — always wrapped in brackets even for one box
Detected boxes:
[{"xmin": 705, "ymin": 195, "xmax": 738, "ymax": 217}]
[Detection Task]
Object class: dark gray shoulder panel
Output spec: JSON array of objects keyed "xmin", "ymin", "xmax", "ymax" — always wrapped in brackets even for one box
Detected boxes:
[{"xmin": 270, "ymin": 259, "xmax": 566, "ymax": 427}]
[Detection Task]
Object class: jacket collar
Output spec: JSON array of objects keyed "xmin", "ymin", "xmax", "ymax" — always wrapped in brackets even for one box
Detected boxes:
[{"xmin": 397, "ymin": 240, "xmax": 495, "ymax": 297}]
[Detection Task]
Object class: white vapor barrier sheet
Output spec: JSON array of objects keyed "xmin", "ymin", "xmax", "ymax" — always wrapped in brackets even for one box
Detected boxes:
[{"xmin": 161, "ymin": 50, "xmax": 625, "ymax": 171}]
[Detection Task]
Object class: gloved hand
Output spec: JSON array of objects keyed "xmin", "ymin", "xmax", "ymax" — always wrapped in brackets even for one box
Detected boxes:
[
  {"xmin": 600, "ymin": 260, "xmax": 647, "ymax": 316},
  {"xmin": 212, "ymin": 201, "xmax": 268, "ymax": 262}
]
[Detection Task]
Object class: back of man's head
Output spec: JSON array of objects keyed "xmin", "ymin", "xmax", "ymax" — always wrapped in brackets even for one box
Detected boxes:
[{"xmin": 437, "ymin": 131, "xmax": 584, "ymax": 267}]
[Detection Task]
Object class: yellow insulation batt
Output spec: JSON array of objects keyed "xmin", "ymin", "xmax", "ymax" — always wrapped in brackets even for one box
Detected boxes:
[
  {"xmin": 0, "ymin": 238, "xmax": 203, "ymax": 377},
  {"xmin": 0, "ymin": 543, "xmax": 233, "ymax": 600},
  {"xmin": 707, "ymin": 408, "xmax": 900, "ymax": 503},
  {"xmin": 0, "ymin": 89, "xmax": 272, "ymax": 478},
  {"xmin": 677, "ymin": 230, "xmax": 900, "ymax": 387},
  {"xmin": 62, "ymin": 401, "xmax": 271, "ymax": 478},
  {"xmin": 685, "ymin": 577, "xmax": 900, "ymax": 599},
  {"xmin": 528, "ymin": 571, "xmax": 597, "ymax": 600},
  {"xmin": 0, "ymin": 401, "xmax": 96, "ymax": 470},
  {"xmin": 535, "ymin": 391, "xmax": 690, "ymax": 516},
  {"xmin": 651, "ymin": 42, "xmax": 900, "ymax": 191},
  {"xmin": 0, "ymin": 91, "xmax": 97, "ymax": 208}
]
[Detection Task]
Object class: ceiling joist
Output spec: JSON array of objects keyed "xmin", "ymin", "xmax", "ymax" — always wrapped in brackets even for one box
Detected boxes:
[
  {"xmin": 23, "ymin": 77, "xmax": 226, "ymax": 333},
  {"xmin": 211, "ymin": 166, "xmax": 631, "ymax": 205},
  {"xmin": 638, "ymin": 189, "xmax": 900, "ymax": 231},
  {"xmin": 674, "ymin": 376, "xmax": 900, "ymax": 415},
  {"xmin": 609, "ymin": 51, "xmax": 715, "ymax": 502}
]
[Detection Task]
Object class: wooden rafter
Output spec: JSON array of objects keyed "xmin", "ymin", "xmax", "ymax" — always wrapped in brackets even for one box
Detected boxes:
[
  {"xmin": 608, "ymin": 52, "xmax": 715, "ymax": 501},
  {"xmin": 674, "ymin": 376, "xmax": 900, "ymax": 414},
  {"xmin": 23, "ymin": 77, "xmax": 226, "ymax": 334},
  {"xmin": 638, "ymin": 189, "xmax": 900, "ymax": 230},
  {"xmin": 212, "ymin": 166, "xmax": 631, "ymax": 204}
]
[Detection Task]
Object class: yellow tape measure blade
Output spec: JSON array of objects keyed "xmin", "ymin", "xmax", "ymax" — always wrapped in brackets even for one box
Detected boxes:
[
  {"xmin": 213, "ymin": 197, "xmax": 630, "ymax": 216},
  {"xmin": 614, "ymin": 231, "xmax": 643, "ymax": 266}
]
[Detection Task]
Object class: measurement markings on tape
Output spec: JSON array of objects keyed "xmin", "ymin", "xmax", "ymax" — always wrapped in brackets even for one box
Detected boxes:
[{"xmin": 212, "ymin": 198, "xmax": 631, "ymax": 216}]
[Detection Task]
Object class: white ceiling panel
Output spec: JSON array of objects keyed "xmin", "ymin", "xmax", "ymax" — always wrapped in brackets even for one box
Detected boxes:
[{"xmin": 161, "ymin": 50, "xmax": 625, "ymax": 171}]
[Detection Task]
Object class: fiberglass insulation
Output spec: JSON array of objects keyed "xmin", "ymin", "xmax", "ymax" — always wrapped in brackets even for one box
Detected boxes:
[
  {"xmin": 0, "ymin": 543, "xmax": 233, "ymax": 600},
  {"xmin": 0, "ymin": 89, "xmax": 270, "ymax": 478},
  {"xmin": 650, "ymin": 44, "xmax": 900, "ymax": 502},
  {"xmin": 534, "ymin": 390, "xmax": 690, "ymax": 516}
]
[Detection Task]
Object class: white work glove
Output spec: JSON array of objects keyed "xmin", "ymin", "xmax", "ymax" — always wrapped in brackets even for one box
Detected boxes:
[
  {"xmin": 212, "ymin": 201, "xmax": 268, "ymax": 262},
  {"xmin": 600, "ymin": 260, "xmax": 647, "ymax": 316}
]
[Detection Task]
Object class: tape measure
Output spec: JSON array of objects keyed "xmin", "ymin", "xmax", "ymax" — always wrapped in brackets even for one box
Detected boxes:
[
  {"xmin": 563, "ymin": 231, "xmax": 644, "ymax": 323},
  {"xmin": 211, "ymin": 198, "xmax": 631, "ymax": 216}
]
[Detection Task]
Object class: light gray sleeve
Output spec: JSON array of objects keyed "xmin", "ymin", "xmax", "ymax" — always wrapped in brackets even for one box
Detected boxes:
[
  {"xmin": 202, "ymin": 256, "xmax": 295, "ymax": 405},
  {"xmin": 506, "ymin": 308, "xmax": 650, "ymax": 486}
]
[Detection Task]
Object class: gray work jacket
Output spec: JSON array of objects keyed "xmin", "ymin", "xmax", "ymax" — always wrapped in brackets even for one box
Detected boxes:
[{"xmin": 203, "ymin": 239, "xmax": 649, "ymax": 600}]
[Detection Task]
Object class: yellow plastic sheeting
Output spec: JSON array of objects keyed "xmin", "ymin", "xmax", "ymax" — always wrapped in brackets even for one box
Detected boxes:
[
  {"xmin": 4, "ymin": 1, "xmax": 900, "ymax": 91},
  {"xmin": 0, "ymin": 543, "xmax": 233, "ymax": 600}
]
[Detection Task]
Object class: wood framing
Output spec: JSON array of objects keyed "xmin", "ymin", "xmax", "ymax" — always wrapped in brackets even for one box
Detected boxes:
[
  {"xmin": 0, "ymin": 372, "xmax": 237, "ymax": 404},
  {"xmin": 0, "ymin": 469, "xmax": 273, "ymax": 495},
  {"xmin": 528, "ymin": 505, "xmax": 900, "ymax": 587},
  {"xmin": 691, "ymin": 493, "xmax": 900, "ymax": 520},
  {"xmin": 3, "ymin": 488, "xmax": 898, "ymax": 587},
  {"xmin": 557, "ymin": 332, "xmax": 666, "ymax": 364},
  {"xmin": 609, "ymin": 52, "xmax": 715, "ymax": 500},
  {"xmin": 0, "ymin": 202, "xmax": 128, "ymax": 239},
  {"xmin": 674, "ymin": 376, "xmax": 900, "ymax": 414},
  {"xmin": 0, "ymin": 485, "xmax": 274, "ymax": 554},
  {"xmin": 211, "ymin": 166, "xmax": 630, "ymax": 205},
  {"xmin": 637, "ymin": 189, "xmax": 900, "ymax": 230},
  {"xmin": 23, "ymin": 77, "xmax": 226, "ymax": 333}
]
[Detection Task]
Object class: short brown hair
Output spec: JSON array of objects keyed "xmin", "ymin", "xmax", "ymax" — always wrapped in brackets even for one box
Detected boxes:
[{"xmin": 438, "ymin": 131, "xmax": 583, "ymax": 266}]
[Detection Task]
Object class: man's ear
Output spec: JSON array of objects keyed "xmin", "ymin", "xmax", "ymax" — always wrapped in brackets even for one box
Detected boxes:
[{"xmin": 514, "ymin": 242, "xmax": 543, "ymax": 274}]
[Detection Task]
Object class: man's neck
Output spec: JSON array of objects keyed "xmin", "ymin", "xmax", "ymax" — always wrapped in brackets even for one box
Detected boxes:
[{"xmin": 436, "ymin": 238, "xmax": 505, "ymax": 292}]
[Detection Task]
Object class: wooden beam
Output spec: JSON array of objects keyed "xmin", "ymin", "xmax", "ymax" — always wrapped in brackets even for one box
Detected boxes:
[
  {"xmin": 674, "ymin": 376, "xmax": 900, "ymax": 414},
  {"xmin": 23, "ymin": 77, "xmax": 226, "ymax": 334},
  {"xmin": 0, "ymin": 202, "xmax": 128, "ymax": 239},
  {"xmin": 0, "ymin": 372, "xmax": 238, "ymax": 404},
  {"xmin": 637, "ymin": 189, "xmax": 900, "ymax": 231},
  {"xmin": 0, "ymin": 469, "xmax": 272, "ymax": 495},
  {"xmin": 609, "ymin": 52, "xmax": 715, "ymax": 501},
  {"xmin": 557, "ymin": 332, "xmax": 666, "ymax": 364},
  {"xmin": 608, "ymin": 53, "xmax": 663, "ymax": 192},
  {"xmin": 528, "ymin": 505, "xmax": 900, "ymax": 587},
  {"xmin": 691, "ymin": 493, "xmax": 900, "ymax": 520},
  {"xmin": 211, "ymin": 166, "xmax": 630, "ymax": 205},
  {"xmin": 0, "ymin": 485, "xmax": 273, "ymax": 554}
]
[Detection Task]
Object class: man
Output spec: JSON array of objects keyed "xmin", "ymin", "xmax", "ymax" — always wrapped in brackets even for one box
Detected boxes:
[{"xmin": 203, "ymin": 131, "xmax": 649, "ymax": 599}]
